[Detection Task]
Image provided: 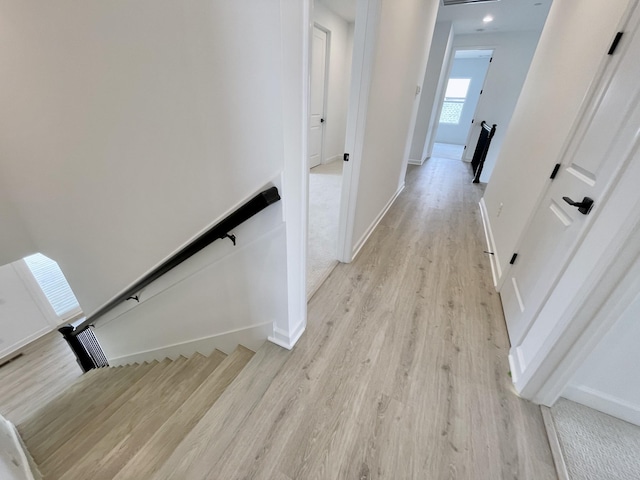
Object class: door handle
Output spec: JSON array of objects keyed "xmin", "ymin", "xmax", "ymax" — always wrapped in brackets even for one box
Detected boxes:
[
  {"xmin": 562, "ymin": 196, "xmax": 594, "ymax": 215},
  {"xmin": 320, "ymin": 118, "xmax": 325, "ymax": 123}
]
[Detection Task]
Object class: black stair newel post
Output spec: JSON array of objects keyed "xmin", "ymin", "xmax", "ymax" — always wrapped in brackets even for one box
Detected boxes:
[
  {"xmin": 471, "ymin": 121, "xmax": 497, "ymax": 183},
  {"xmin": 59, "ymin": 325, "xmax": 108, "ymax": 373}
]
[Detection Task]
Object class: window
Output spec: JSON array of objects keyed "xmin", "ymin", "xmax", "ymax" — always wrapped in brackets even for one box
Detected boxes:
[
  {"xmin": 24, "ymin": 253, "xmax": 81, "ymax": 318},
  {"xmin": 439, "ymin": 78, "xmax": 471, "ymax": 125}
]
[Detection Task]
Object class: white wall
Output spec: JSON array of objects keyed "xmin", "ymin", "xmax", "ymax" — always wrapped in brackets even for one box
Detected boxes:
[
  {"xmin": 0, "ymin": 0, "xmax": 312, "ymax": 356},
  {"xmin": 409, "ymin": 21, "xmax": 454, "ymax": 164},
  {"xmin": 564, "ymin": 290, "xmax": 640, "ymax": 426},
  {"xmin": 0, "ymin": 261, "xmax": 59, "ymax": 361},
  {"xmin": 0, "ymin": 185, "xmax": 35, "ymax": 267},
  {"xmin": 435, "ymin": 56, "xmax": 491, "ymax": 145},
  {"xmin": 95, "ymin": 194, "xmax": 287, "ymax": 363},
  {"xmin": 313, "ymin": 3, "xmax": 354, "ymax": 164},
  {"xmin": 455, "ymin": 32, "xmax": 540, "ymax": 181},
  {"xmin": 348, "ymin": 0, "xmax": 439, "ymax": 256},
  {"xmin": 0, "ymin": 0, "xmax": 287, "ymax": 316},
  {"xmin": 482, "ymin": 0, "xmax": 629, "ymax": 279}
]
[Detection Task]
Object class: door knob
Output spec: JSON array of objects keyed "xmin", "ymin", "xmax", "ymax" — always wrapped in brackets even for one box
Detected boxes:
[
  {"xmin": 562, "ymin": 196, "xmax": 594, "ymax": 215},
  {"xmin": 320, "ymin": 118, "xmax": 325, "ymax": 123}
]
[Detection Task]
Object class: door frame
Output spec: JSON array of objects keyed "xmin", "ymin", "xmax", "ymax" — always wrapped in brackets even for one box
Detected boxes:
[
  {"xmin": 336, "ymin": 0, "xmax": 381, "ymax": 263},
  {"xmin": 433, "ymin": 47, "xmax": 494, "ymax": 155},
  {"xmin": 311, "ymin": 23, "xmax": 331, "ymax": 168}
]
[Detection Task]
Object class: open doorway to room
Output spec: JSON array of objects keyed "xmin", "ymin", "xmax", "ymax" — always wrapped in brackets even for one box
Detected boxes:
[
  {"xmin": 307, "ymin": 0, "xmax": 355, "ymax": 299},
  {"xmin": 432, "ymin": 48, "xmax": 493, "ymax": 161}
]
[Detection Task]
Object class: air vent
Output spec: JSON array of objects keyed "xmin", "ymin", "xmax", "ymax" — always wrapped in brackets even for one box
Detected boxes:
[{"xmin": 442, "ymin": 0, "xmax": 500, "ymax": 6}]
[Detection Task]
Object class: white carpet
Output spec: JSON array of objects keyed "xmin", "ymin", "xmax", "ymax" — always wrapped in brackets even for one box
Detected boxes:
[
  {"xmin": 432, "ymin": 142, "xmax": 465, "ymax": 161},
  {"xmin": 550, "ymin": 398, "xmax": 640, "ymax": 480},
  {"xmin": 308, "ymin": 160, "xmax": 343, "ymax": 298}
]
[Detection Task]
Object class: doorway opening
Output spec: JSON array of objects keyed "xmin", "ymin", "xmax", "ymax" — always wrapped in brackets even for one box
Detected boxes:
[
  {"xmin": 307, "ymin": 1, "xmax": 355, "ymax": 299},
  {"xmin": 433, "ymin": 48, "xmax": 493, "ymax": 162}
]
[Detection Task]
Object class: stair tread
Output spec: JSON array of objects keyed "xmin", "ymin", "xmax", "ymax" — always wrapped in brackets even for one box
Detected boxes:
[
  {"xmin": 150, "ymin": 343, "xmax": 288, "ymax": 479},
  {"xmin": 28, "ymin": 358, "xmax": 172, "ymax": 464},
  {"xmin": 56, "ymin": 353, "xmax": 226, "ymax": 480},
  {"xmin": 23, "ymin": 360, "xmax": 157, "ymax": 452},
  {"xmin": 18, "ymin": 364, "xmax": 142, "ymax": 441},
  {"xmin": 37, "ymin": 357, "xmax": 184, "ymax": 477},
  {"xmin": 113, "ymin": 346, "xmax": 252, "ymax": 479}
]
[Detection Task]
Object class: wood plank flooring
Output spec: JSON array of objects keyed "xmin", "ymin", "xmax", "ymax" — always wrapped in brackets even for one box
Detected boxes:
[
  {"xmin": 151, "ymin": 157, "xmax": 557, "ymax": 479},
  {"xmin": 0, "ymin": 330, "xmax": 82, "ymax": 425}
]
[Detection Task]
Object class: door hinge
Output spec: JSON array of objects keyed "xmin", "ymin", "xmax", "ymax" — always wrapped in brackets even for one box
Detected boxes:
[
  {"xmin": 509, "ymin": 253, "xmax": 518, "ymax": 265},
  {"xmin": 480, "ymin": 89, "xmax": 483, "ymax": 95},
  {"xmin": 489, "ymin": 57, "xmax": 493, "ymax": 63},
  {"xmin": 471, "ymin": 119, "xmax": 475, "ymax": 124},
  {"xmin": 464, "ymin": 145, "xmax": 467, "ymax": 150},
  {"xmin": 343, "ymin": 153, "xmax": 349, "ymax": 162},
  {"xmin": 608, "ymin": 32, "xmax": 624, "ymax": 55},
  {"xmin": 550, "ymin": 163, "xmax": 561, "ymax": 179}
]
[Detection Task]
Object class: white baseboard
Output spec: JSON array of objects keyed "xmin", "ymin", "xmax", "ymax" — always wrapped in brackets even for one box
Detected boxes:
[
  {"xmin": 0, "ymin": 327, "xmax": 52, "ymax": 364},
  {"xmin": 351, "ymin": 184, "xmax": 405, "ymax": 261},
  {"xmin": 541, "ymin": 406, "xmax": 570, "ymax": 480},
  {"xmin": 408, "ymin": 157, "xmax": 425, "ymax": 166},
  {"xmin": 479, "ymin": 197, "xmax": 501, "ymax": 287},
  {"xmin": 563, "ymin": 385, "xmax": 640, "ymax": 427},
  {"xmin": 0, "ymin": 415, "xmax": 40, "ymax": 480},
  {"xmin": 107, "ymin": 321, "xmax": 273, "ymax": 366},
  {"xmin": 323, "ymin": 155, "xmax": 343, "ymax": 165},
  {"xmin": 268, "ymin": 321, "xmax": 306, "ymax": 350}
]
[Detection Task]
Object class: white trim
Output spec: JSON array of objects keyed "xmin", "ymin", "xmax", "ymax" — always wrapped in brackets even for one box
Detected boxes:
[
  {"xmin": 107, "ymin": 321, "xmax": 273, "ymax": 366},
  {"xmin": 563, "ymin": 386, "xmax": 640, "ymax": 427},
  {"xmin": 337, "ymin": 0, "xmax": 382, "ymax": 263},
  {"xmin": 268, "ymin": 321, "xmax": 306, "ymax": 350},
  {"xmin": 272, "ymin": 0, "xmax": 310, "ymax": 352},
  {"xmin": 0, "ymin": 414, "xmax": 40, "ymax": 480},
  {"xmin": 408, "ymin": 157, "xmax": 426, "ymax": 166},
  {"xmin": 0, "ymin": 326, "xmax": 51, "ymax": 364},
  {"xmin": 351, "ymin": 184, "xmax": 404, "ymax": 260},
  {"xmin": 323, "ymin": 154, "xmax": 343, "ymax": 165},
  {"xmin": 478, "ymin": 197, "xmax": 500, "ymax": 287},
  {"xmin": 540, "ymin": 406, "xmax": 570, "ymax": 480},
  {"xmin": 11, "ymin": 261, "xmax": 61, "ymax": 328}
]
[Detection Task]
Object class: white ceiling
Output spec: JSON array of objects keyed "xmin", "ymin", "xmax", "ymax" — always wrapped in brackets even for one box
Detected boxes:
[{"xmin": 316, "ymin": 0, "xmax": 552, "ymax": 34}]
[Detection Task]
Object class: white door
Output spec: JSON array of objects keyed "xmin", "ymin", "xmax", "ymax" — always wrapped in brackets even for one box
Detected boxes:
[
  {"xmin": 501, "ymin": 6, "xmax": 640, "ymax": 346},
  {"xmin": 309, "ymin": 26, "xmax": 327, "ymax": 169}
]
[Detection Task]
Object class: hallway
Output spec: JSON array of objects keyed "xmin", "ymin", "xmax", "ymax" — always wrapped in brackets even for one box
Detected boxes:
[{"xmin": 153, "ymin": 154, "xmax": 557, "ymax": 479}]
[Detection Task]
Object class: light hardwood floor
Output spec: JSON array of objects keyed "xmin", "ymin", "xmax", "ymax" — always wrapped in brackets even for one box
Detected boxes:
[
  {"xmin": 0, "ymin": 330, "xmax": 82, "ymax": 425},
  {"xmin": 1, "ymin": 156, "xmax": 557, "ymax": 479},
  {"xmin": 151, "ymin": 157, "xmax": 557, "ymax": 479}
]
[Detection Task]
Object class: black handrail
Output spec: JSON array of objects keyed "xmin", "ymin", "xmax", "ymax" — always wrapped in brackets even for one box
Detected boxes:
[{"xmin": 69, "ymin": 186, "xmax": 281, "ymax": 333}]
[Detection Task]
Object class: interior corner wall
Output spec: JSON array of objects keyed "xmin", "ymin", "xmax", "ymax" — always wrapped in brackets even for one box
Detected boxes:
[
  {"xmin": 351, "ymin": 0, "xmax": 439, "ymax": 253},
  {"xmin": 564, "ymin": 289, "xmax": 640, "ymax": 426},
  {"xmin": 409, "ymin": 21, "xmax": 453, "ymax": 164},
  {"xmin": 0, "ymin": 185, "xmax": 35, "ymax": 266},
  {"xmin": 455, "ymin": 31, "xmax": 541, "ymax": 179},
  {"xmin": 313, "ymin": 3, "xmax": 354, "ymax": 164},
  {"xmin": 481, "ymin": 0, "xmax": 630, "ymax": 280},
  {"xmin": 0, "ymin": 0, "xmax": 287, "ymax": 315}
]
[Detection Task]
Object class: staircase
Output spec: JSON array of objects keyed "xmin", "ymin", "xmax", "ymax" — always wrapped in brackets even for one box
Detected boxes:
[{"xmin": 16, "ymin": 346, "xmax": 255, "ymax": 479}]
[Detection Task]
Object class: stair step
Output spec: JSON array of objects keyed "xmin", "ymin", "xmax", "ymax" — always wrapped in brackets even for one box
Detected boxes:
[
  {"xmin": 28, "ymin": 358, "xmax": 170, "ymax": 465},
  {"xmin": 18, "ymin": 365, "xmax": 130, "ymax": 441},
  {"xmin": 151, "ymin": 342, "xmax": 288, "ymax": 479},
  {"xmin": 113, "ymin": 346, "xmax": 253, "ymax": 479},
  {"xmin": 37, "ymin": 356, "xmax": 184, "ymax": 478},
  {"xmin": 55, "ymin": 352, "xmax": 228, "ymax": 480}
]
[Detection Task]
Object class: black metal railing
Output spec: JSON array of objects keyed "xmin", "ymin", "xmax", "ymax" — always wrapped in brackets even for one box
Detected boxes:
[
  {"xmin": 471, "ymin": 121, "xmax": 497, "ymax": 183},
  {"xmin": 59, "ymin": 186, "xmax": 281, "ymax": 371}
]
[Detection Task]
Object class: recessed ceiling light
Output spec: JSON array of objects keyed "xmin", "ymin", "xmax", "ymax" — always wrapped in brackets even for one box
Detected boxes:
[{"xmin": 483, "ymin": 15, "xmax": 494, "ymax": 22}]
